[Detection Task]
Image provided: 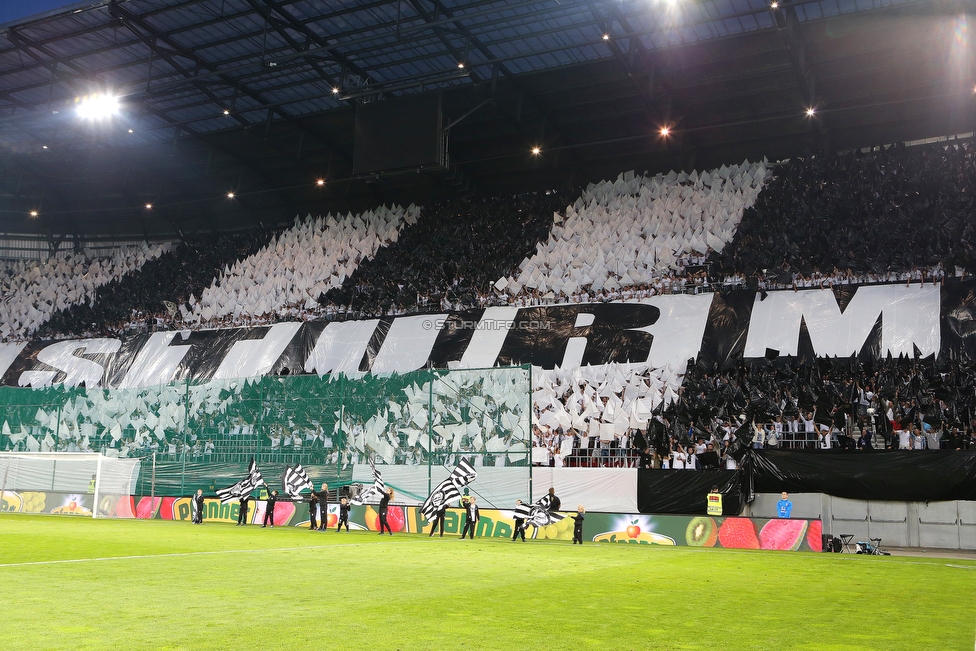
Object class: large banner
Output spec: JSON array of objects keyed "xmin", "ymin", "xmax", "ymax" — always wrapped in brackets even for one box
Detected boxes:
[
  {"xmin": 751, "ymin": 450, "xmax": 976, "ymax": 502},
  {"xmin": 0, "ymin": 280, "xmax": 965, "ymax": 389}
]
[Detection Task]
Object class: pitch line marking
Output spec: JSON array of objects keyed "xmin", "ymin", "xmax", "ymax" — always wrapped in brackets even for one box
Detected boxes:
[
  {"xmin": 2, "ymin": 533, "xmax": 973, "ymax": 570},
  {"xmin": 0, "ymin": 542, "xmax": 389, "ymax": 568}
]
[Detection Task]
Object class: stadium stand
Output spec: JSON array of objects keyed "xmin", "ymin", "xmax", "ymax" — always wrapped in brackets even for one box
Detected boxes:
[
  {"xmin": 499, "ymin": 161, "xmax": 769, "ymax": 302},
  {"xmin": 0, "ymin": 243, "xmax": 170, "ymax": 341},
  {"xmin": 709, "ymin": 141, "xmax": 974, "ymax": 286},
  {"xmin": 320, "ymin": 191, "xmax": 574, "ymax": 316},
  {"xmin": 37, "ymin": 230, "xmax": 275, "ymax": 339},
  {"xmin": 5, "ymin": 141, "xmax": 976, "ymax": 466},
  {"xmin": 189, "ymin": 205, "xmax": 419, "ymax": 327}
]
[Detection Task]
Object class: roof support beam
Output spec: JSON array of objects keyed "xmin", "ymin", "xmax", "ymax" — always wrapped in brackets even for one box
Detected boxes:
[
  {"xmin": 113, "ymin": 3, "xmax": 347, "ymax": 165},
  {"xmin": 776, "ymin": 1, "xmax": 824, "ymax": 150}
]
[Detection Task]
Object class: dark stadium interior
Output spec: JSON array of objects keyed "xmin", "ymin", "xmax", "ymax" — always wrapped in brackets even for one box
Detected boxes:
[{"xmin": 0, "ymin": 0, "xmax": 973, "ymax": 237}]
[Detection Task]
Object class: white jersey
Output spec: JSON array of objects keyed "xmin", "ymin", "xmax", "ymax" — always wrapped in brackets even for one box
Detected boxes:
[{"xmin": 898, "ymin": 430, "xmax": 911, "ymax": 449}]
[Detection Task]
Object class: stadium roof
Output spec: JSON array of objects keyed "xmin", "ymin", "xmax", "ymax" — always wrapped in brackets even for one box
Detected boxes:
[{"xmin": 0, "ymin": 0, "xmax": 973, "ymax": 237}]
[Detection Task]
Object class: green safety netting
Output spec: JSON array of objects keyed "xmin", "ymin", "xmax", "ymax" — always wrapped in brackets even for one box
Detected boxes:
[{"xmin": 0, "ymin": 366, "xmax": 532, "ymax": 496}]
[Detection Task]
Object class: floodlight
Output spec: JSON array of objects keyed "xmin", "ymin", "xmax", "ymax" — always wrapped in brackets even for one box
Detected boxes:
[
  {"xmin": 660, "ymin": 126, "xmax": 670, "ymax": 137},
  {"xmin": 316, "ymin": 179, "xmax": 325, "ymax": 186},
  {"xmin": 531, "ymin": 146, "xmax": 541, "ymax": 155},
  {"xmin": 76, "ymin": 93, "xmax": 120, "ymax": 120},
  {"xmin": 29, "ymin": 210, "xmax": 38, "ymax": 217},
  {"xmin": 227, "ymin": 192, "xmax": 235, "ymax": 199}
]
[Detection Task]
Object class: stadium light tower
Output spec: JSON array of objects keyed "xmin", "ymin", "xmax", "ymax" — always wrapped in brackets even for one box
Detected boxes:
[{"xmin": 76, "ymin": 93, "xmax": 120, "ymax": 120}]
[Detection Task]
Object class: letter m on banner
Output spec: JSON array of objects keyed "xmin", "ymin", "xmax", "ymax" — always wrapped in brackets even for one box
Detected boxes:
[{"xmin": 743, "ymin": 285, "xmax": 939, "ymax": 359}]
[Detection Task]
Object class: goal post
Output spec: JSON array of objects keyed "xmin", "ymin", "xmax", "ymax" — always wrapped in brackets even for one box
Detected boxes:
[{"xmin": 0, "ymin": 452, "xmax": 140, "ymax": 518}]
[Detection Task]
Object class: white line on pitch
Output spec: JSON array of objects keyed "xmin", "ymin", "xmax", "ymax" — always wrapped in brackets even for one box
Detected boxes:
[{"xmin": 0, "ymin": 542, "xmax": 399, "ymax": 568}]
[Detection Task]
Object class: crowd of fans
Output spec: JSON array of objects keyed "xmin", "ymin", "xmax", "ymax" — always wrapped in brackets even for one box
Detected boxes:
[
  {"xmin": 531, "ymin": 356, "xmax": 976, "ymax": 468},
  {"xmin": 497, "ymin": 161, "xmax": 768, "ymax": 303},
  {"xmin": 0, "ymin": 243, "xmax": 170, "ymax": 342},
  {"xmin": 7, "ymin": 138, "xmax": 971, "ymax": 344},
  {"xmin": 710, "ymin": 140, "xmax": 976, "ymax": 284},
  {"xmin": 320, "ymin": 191, "xmax": 574, "ymax": 316},
  {"xmin": 3, "ymin": 137, "xmax": 976, "ymax": 467},
  {"xmin": 187, "ymin": 205, "xmax": 418, "ymax": 328},
  {"xmin": 37, "ymin": 230, "xmax": 274, "ymax": 339}
]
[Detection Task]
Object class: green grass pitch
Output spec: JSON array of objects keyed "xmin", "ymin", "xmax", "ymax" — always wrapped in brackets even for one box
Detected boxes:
[{"xmin": 1, "ymin": 514, "xmax": 974, "ymax": 651}]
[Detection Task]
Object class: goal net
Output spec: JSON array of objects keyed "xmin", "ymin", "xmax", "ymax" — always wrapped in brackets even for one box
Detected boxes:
[{"xmin": 0, "ymin": 452, "xmax": 140, "ymax": 518}]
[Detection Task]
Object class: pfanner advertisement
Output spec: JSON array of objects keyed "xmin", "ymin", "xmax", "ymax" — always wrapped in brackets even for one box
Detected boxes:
[{"xmin": 0, "ymin": 491, "xmax": 822, "ymax": 552}]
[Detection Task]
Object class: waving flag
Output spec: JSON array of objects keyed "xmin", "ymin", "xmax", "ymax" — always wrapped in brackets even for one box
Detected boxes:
[
  {"xmin": 350, "ymin": 457, "xmax": 385, "ymax": 505},
  {"xmin": 420, "ymin": 459, "xmax": 478, "ymax": 521},
  {"xmin": 216, "ymin": 458, "xmax": 264, "ymax": 503},
  {"xmin": 513, "ymin": 493, "xmax": 565, "ymax": 527},
  {"xmin": 282, "ymin": 464, "xmax": 313, "ymax": 500}
]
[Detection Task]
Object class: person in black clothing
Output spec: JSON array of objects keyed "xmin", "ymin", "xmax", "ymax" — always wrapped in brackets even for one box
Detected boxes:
[
  {"xmin": 547, "ymin": 487, "xmax": 561, "ymax": 512},
  {"xmin": 237, "ymin": 494, "xmax": 250, "ymax": 526},
  {"xmin": 460, "ymin": 497, "xmax": 479, "ymax": 539},
  {"xmin": 572, "ymin": 505, "xmax": 585, "ymax": 544},
  {"xmin": 428, "ymin": 504, "xmax": 447, "ymax": 537},
  {"xmin": 316, "ymin": 483, "xmax": 329, "ymax": 531},
  {"xmin": 512, "ymin": 499, "xmax": 526, "ymax": 542},
  {"xmin": 192, "ymin": 489, "xmax": 205, "ymax": 524},
  {"xmin": 378, "ymin": 488, "xmax": 394, "ymax": 535},
  {"xmin": 262, "ymin": 488, "xmax": 278, "ymax": 528},
  {"xmin": 638, "ymin": 447, "xmax": 654, "ymax": 469},
  {"xmin": 336, "ymin": 497, "xmax": 350, "ymax": 532},
  {"xmin": 308, "ymin": 490, "xmax": 319, "ymax": 530},
  {"xmin": 949, "ymin": 427, "xmax": 966, "ymax": 450}
]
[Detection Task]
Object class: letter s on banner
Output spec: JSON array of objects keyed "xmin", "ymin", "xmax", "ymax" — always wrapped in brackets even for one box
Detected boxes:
[{"xmin": 19, "ymin": 338, "xmax": 121, "ymax": 388}]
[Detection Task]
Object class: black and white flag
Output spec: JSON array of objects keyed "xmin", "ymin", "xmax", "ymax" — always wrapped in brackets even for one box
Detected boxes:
[
  {"xmin": 513, "ymin": 493, "xmax": 565, "ymax": 527},
  {"xmin": 282, "ymin": 464, "xmax": 313, "ymax": 500},
  {"xmin": 420, "ymin": 458, "xmax": 478, "ymax": 521},
  {"xmin": 216, "ymin": 458, "xmax": 264, "ymax": 503},
  {"xmin": 350, "ymin": 457, "xmax": 385, "ymax": 506}
]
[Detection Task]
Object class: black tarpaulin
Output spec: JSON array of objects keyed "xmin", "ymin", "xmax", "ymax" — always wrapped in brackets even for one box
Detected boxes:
[
  {"xmin": 750, "ymin": 450, "xmax": 976, "ymax": 501},
  {"xmin": 637, "ymin": 469, "xmax": 743, "ymax": 514}
]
